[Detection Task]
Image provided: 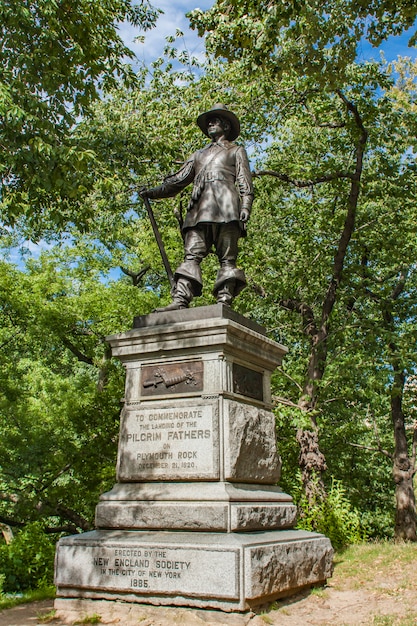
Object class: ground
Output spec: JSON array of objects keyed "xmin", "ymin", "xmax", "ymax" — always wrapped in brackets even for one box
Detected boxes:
[{"xmin": 1, "ymin": 543, "xmax": 416, "ymax": 626}]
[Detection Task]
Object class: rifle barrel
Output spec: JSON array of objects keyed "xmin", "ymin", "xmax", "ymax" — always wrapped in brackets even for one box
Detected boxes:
[{"xmin": 142, "ymin": 196, "xmax": 175, "ymax": 290}]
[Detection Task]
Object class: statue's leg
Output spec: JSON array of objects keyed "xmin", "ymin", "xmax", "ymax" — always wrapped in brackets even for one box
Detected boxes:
[
  {"xmin": 213, "ymin": 223, "xmax": 246, "ymax": 306},
  {"xmin": 154, "ymin": 228, "xmax": 208, "ymax": 312}
]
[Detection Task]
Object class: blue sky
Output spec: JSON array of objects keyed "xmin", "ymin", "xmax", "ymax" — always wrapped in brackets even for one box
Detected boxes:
[
  {"xmin": 357, "ymin": 26, "xmax": 417, "ymax": 64},
  {"xmin": 120, "ymin": 0, "xmax": 213, "ymax": 70}
]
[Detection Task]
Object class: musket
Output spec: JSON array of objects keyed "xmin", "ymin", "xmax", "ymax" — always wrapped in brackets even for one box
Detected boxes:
[{"xmin": 141, "ymin": 195, "xmax": 175, "ymax": 290}]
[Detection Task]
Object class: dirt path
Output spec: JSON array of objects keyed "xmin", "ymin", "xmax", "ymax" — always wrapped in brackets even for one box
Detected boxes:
[{"xmin": 1, "ymin": 546, "xmax": 416, "ymax": 626}]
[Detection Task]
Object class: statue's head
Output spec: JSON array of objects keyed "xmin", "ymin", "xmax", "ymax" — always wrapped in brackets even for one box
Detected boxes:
[
  {"xmin": 197, "ymin": 104, "xmax": 240, "ymax": 141},
  {"xmin": 206, "ymin": 115, "xmax": 231, "ymax": 139}
]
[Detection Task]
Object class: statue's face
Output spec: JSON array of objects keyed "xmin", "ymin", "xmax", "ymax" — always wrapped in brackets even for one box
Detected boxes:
[{"xmin": 207, "ymin": 116, "xmax": 230, "ymax": 139}]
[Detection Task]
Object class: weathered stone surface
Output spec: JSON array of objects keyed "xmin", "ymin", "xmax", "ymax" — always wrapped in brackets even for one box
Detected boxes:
[
  {"xmin": 224, "ymin": 400, "xmax": 281, "ymax": 484},
  {"xmin": 230, "ymin": 503, "xmax": 297, "ymax": 531},
  {"xmin": 95, "ymin": 481, "xmax": 296, "ymax": 532},
  {"xmin": 97, "ymin": 481, "xmax": 294, "ymax": 503},
  {"xmin": 245, "ymin": 535, "xmax": 334, "ymax": 599},
  {"xmin": 96, "ymin": 501, "xmax": 229, "ymax": 531},
  {"xmin": 55, "ymin": 531, "xmax": 240, "ymax": 608},
  {"xmin": 95, "ymin": 481, "xmax": 296, "ymax": 531},
  {"xmin": 54, "ymin": 598, "xmax": 251, "ymax": 625},
  {"xmin": 108, "ymin": 306, "xmax": 287, "ymax": 387},
  {"xmin": 96, "ymin": 492, "xmax": 297, "ymax": 532},
  {"xmin": 55, "ymin": 530, "xmax": 333, "ymax": 612}
]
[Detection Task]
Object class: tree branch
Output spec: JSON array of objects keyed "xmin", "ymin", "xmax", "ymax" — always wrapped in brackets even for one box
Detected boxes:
[
  {"xmin": 321, "ymin": 91, "xmax": 368, "ymax": 327},
  {"xmin": 120, "ymin": 264, "xmax": 150, "ymax": 287},
  {"xmin": 279, "ymin": 299, "xmax": 318, "ymax": 337},
  {"xmin": 275, "ymin": 367, "xmax": 304, "ymax": 393},
  {"xmin": 44, "ymin": 524, "xmax": 79, "ymax": 535},
  {"xmin": 272, "ymin": 395, "xmax": 300, "ymax": 409},
  {"xmin": 0, "ymin": 515, "xmax": 24, "ymax": 528},
  {"xmin": 37, "ymin": 464, "xmax": 72, "ymax": 495},
  {"xmin": 61, "ymin": 337, "xmax": 94, "ymax": 365},
  {"xmin": 0, "ymin": 523, "xmax": 14, "ymax": 544},
  {"xmin": 391, "ymin": 270, "xmax": 407, "ymax": 300},
  {"xmin": 252, "ymin": 169, "xmax": 353, "ymax": 187},
  {"xmin": 347, "ymin": 441, "xmax": 392, "ymax": 459},
  {"xmin": 54, "ymin": 503, "xmax": 92, "ymax": 531}
]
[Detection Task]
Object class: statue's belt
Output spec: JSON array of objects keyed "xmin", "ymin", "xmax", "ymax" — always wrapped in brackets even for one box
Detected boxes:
[{"xmin": 198, "ymin": 169, "xmax": 235, "ymax": 182}]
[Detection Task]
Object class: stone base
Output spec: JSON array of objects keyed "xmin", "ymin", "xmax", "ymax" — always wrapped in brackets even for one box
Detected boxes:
[
  {"xmin": 54, "ymin": 529, "xmax": 333, "ymax": 612},
  {"xmin": 96, "ymin": 482, "xmax": 297, "ymax": 532}
]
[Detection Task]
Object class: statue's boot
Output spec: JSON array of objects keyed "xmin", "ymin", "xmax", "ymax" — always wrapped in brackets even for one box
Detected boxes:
[
  {"xmin": 216, "ymin": 279, "xmax": 236, "ymax": 306},
  {"xmin": 213, "ymin": 265, "xmax": 246, "ymax": 307},
  {"xmin": 153, "ymin": 301, "xmax": 187, "ymax": 312},
  {"xmin": 153, "ymin": 277, "xmax": 193, "ymax": 313}
]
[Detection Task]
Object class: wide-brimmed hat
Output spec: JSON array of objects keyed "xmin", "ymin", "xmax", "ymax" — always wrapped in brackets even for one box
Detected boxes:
[{"xmin": 196, "ymin": 103, "xmax": 240, "ymax": 141}]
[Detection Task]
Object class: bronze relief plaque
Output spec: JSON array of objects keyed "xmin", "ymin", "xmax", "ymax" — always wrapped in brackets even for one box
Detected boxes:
[
  {"xmin": 233, "ymin": 363, "xmax": 263, "ymax": 401},
  {"xmin": 141, "ymin": 361, "xmax": 204, "ymax": 396}
]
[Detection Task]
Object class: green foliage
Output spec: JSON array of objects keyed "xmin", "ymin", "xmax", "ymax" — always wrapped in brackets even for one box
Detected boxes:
[
  {"xmin": 189, "ymin": 0, "xmax": 417, "ymax": 86},
  {"xmin": 0, "ymin": 243, "xmax": 159, "ymax": 534},
  {"xmin": 296, "ymin": 479, "xmax": 366, "ymax": 550},
  {"xmin": 37, "ymin": 609, "xmax": 58, "ymax": 624},
  {"xmin": 0, "ymin": 0, "xmax": 161, "ymax": 231},
  {"xmin": 0, "ymin": 522, "xmax": 56, "ymax": 592}
]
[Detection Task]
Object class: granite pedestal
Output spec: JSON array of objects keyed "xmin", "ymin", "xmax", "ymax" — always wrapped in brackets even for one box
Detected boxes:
[{"xmin": 54, "ymin": 305, "xmax": 333, "ymax": 613}]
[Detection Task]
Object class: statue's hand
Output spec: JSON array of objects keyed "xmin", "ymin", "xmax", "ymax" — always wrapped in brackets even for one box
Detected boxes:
[
  {"xmin": 139, "ymin": 187, "xmax": 149, "ymax": 198},
  {"xmin": 240, "ymin": 209, "xmax": 250, "ymax": 223}
]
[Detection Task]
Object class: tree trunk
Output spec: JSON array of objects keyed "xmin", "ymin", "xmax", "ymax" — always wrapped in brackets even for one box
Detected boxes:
[
  {"xmin": 296, "ymin": 327, "xmax": 329, "ymax": 502},
  {"xmin": 391, "ymin": 370, "xmax": 417, "ymax": 541},
  {"xmin": 296, "ymin": 428, "xmax": 328, "ymax": 502},
  {"xmin": 275, "ymin": 92, "xmax": 367, "ymax": 506}
]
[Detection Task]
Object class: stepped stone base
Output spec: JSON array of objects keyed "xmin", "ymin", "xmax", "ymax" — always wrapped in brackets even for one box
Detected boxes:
[
  {"xmin": 54, "ymin": 529, "xmax": 333, "ymax": 612},
  {"xmin": 54, "ymin": 305, "xmax": 334, "ymax": 614},
  {"xmin": 96, "ymin": 482, "xmax": 297, "ymax": 532}
]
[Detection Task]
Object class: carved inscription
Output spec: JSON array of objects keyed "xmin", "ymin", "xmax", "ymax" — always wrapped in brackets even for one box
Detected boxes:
[
  {"xmin": 233, "ymin": 363, "xmax": 264, "ymax": 401},
  {"xmin": 118, "ymin": 401, "xmax": 219, "ymax": 480},
  {"xmin": 56, "ymin": 543, "xmax": 239, "ymax": 599},
  {"xmin": 141, "ymin": 361, "xmax": 203, "ymax": 396}
]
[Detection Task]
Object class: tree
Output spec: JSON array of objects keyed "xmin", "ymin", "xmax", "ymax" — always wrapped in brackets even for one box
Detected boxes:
[
  {"xmin": 231, "ymin": 57, "xmax": 417, "ymax": 537},
  {"xmin": 0, "ymin": 0, "xmax": 160, "ymax": 232},
  {"xmin": 189, "ymin": 0, "xmax": 417, "ymax": 84},
  {"xmin": 0, "ymin": 244, "xmax": 159, "ymax": 533}
]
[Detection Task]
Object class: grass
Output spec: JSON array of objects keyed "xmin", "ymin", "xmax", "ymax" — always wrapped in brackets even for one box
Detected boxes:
[
  {"xmin": 332, "ymin": 541, "xmax": 417, "ymax": 590},
  {"xmin": 371, "ymin": 616, "xmax": 417, "ymax": 626},
  {"xmin": 0, "ymin": 585, "xmax": 55, "ymax": 611},
  {"xmin": 255, "ymin": 541, "xmax": 417, "ymax": 624},
  {"xmin": 310, "ymin": 585, "xmax": 329, "ymax": 598},
  {"xmin": 37, "ymin": 608, "xmax": 57, "ymax": 623},
  {"xmin": 73, "ymin": 614, "xmax": 102, "ymax": 624}
]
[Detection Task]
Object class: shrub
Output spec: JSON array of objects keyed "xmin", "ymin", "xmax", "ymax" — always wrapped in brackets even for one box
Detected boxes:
[
  {"xmin": 296, "ymin": 477, "xmax": 366, "ymax": 550},
  {"xmin": 0, "ymin": 522, "xmax": 57, "ymax": 592}
]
